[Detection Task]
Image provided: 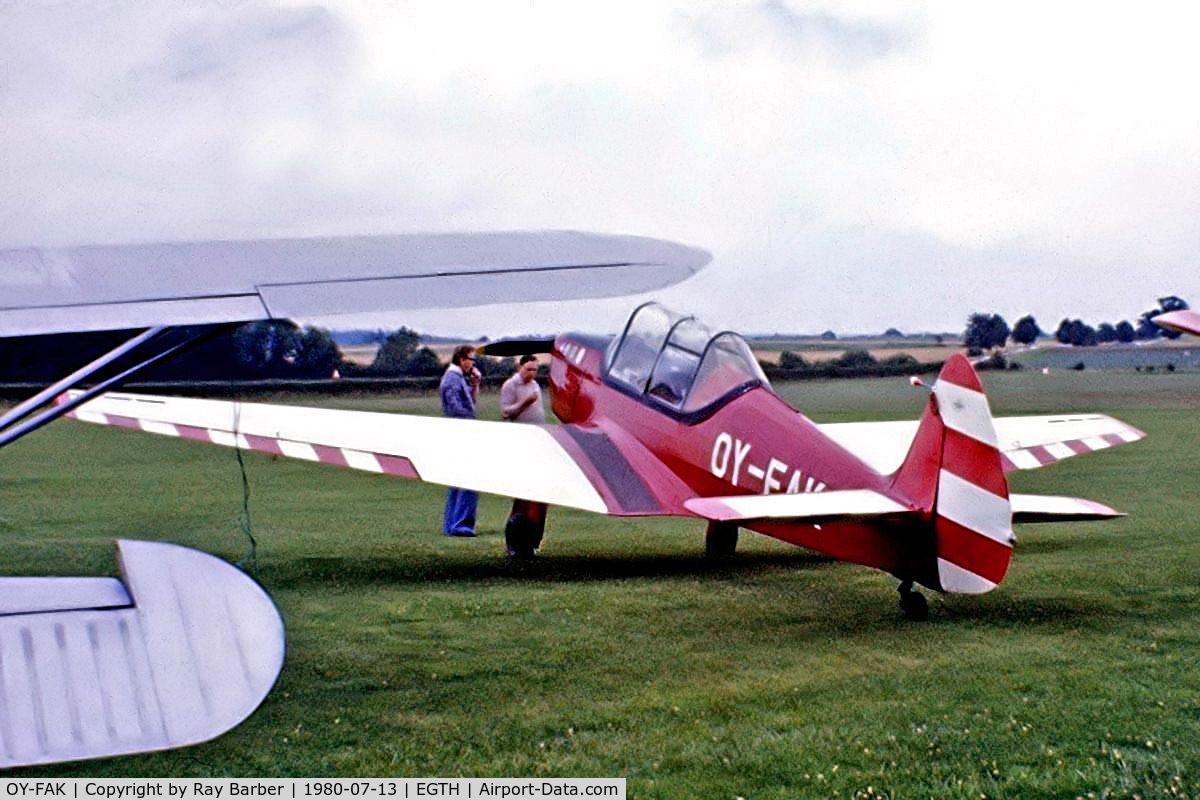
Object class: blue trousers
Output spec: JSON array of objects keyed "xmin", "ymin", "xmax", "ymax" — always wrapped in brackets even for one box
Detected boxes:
[{"xmin": 443, "ymin": 487, "xmax": 478, "ymax": 534}]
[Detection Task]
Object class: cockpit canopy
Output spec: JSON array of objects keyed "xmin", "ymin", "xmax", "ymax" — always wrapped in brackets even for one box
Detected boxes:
[{"xmin": 603, "ymin": 302, "xmax": 770, "ymax": 415}]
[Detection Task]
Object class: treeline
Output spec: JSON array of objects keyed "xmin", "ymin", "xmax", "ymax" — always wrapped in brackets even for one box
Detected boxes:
[
  {"xmin": 963, "ymin": 295, "xmax": 1190, "ymax": 353},
  {"xmin": 761, "ymin": 349, "xmax": 943, "ymax": 381},
  {"xmin": 0, "ymin": 321, "xmax": 515, "ymax": 385},
  {"xmin": 336, "ymin": 326, "xmax": 514, "ymax": 380}
]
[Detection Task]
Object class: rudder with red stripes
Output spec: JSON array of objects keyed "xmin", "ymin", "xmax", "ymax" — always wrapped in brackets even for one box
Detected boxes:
[{"xmin": 892, "ymin": 354, "xmax": 1014, "ymax": 594}]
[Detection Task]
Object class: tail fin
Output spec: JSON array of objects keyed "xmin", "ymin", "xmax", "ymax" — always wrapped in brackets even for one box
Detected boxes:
[{"xmin": 892, "ymin": 355, "xmax": 1014, "ymax": 594}]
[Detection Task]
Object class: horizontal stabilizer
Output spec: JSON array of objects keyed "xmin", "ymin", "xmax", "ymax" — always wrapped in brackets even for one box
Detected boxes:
[
  {"xmin": 0, "ymin": 540, "xmax": 284, "ymax": 768},
  {"xmin": 819, "ymin": 413, "xmax": 1144, "ymax": 475},
  {"xmin": 1010, "ymin": 494, "xmax": 1123, "ymax": 522},
  {"xmin": 685, "ymin": 489, "xmax": 911, "ymax": 522},
  {"xmin": 478, "ymin": 338, "xmax": 556, "ymax": 357}
]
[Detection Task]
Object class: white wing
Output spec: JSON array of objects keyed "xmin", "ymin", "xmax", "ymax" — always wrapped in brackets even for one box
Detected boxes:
[
  {"xmin": 0, "ymin": 231, "xmax": 710, "ymax": 336},
  {"xmin": 67, "ymin": 391, "xmax": 612, "ymax": 513},
  {"xmin": 819, "ymin": 414, "xmax": 1144, "ymax": 475},
  {"xmin": 64, "ymin": 390, "xmax": 710, "ymax": 517}
]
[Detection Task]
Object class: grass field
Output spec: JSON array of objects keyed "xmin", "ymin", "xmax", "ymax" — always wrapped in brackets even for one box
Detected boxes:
[{"xmin": 4, "ymin": 371, "xmax": 1200, "ymax": 797}]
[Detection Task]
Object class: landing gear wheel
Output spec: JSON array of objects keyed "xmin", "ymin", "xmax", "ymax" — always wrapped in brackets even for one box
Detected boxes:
[
  {"xmin": 705, "ymin": 521, "xmax": 739, "ymax": 558},
  {"xmin": 505, "ymin": 500, "xmax": 547, "ymax": 560},
  {"xmin": 898, "ymin": 580, "xmax": 929, "ymax": 621},
  {"xmin": 505, "ymin": 514, "xmax": 539, "ymax": 559}
]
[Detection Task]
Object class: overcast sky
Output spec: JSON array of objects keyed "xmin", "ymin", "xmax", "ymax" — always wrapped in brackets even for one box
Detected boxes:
[{"xmin": 2, "ymin": 2, "xmax": 1198, "ymax": 337}]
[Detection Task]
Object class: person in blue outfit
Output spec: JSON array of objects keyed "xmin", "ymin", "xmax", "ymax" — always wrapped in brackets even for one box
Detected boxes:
[{"xmin": 440, "ymin": 344, "xmax": 481, "ymax": 536}]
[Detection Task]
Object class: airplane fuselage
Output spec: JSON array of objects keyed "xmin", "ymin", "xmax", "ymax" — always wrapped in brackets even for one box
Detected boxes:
[{"xmin": 548, "ymin": 333, "xmax": 927, "ymax": 578}]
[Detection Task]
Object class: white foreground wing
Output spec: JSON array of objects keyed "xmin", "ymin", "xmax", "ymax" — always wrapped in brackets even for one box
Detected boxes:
[
  {"xmin": 66, "ymin": 392, "xmax": 611, "ymax": 514},
  {"xmin": 685, "ymin": 489, "xmax": 911, "ymax": 523},
  {"xmin": 0, "ymin": 231, "xmax": 710, "ymax": 336},
  {"xmin": 0, "ymin": 540, "xmax": 284, "ymax": 768},
  {"xmin": 818, "ymin": 414, "xmax": 1144, "ymax": 475}
]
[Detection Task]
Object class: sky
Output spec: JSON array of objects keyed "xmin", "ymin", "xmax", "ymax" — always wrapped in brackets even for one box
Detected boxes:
[{"xmin": 2, "ymin": 1, "xmax": 1199, "ymax": 338}]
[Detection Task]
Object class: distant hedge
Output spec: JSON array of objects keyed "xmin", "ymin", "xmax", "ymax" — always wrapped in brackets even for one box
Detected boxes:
[{"xmin": 761, "ymin": 350, "xmax": 944, "ymax": 381}]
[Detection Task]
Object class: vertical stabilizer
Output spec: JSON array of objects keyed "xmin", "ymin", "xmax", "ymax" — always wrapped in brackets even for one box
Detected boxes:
[{"xmin": 892, "ymin": 355, "xmax": 1014, "ymax": 594}]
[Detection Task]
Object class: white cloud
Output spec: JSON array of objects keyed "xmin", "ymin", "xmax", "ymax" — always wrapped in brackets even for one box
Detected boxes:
[{"xmin": 1, "ymin": 1, "xmax": 1197, "ymax": 337}]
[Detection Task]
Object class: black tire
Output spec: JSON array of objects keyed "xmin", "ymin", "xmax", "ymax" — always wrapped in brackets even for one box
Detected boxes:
[
  {"xmin": 899, "ymin": 586, "xmax": 929, "ymax": 621},
  {"xmin": 705, "ymin": 521, "xmax": 739, "ymax": 558},
  {"xmin": 505, "ymin": 513, "xmax": 539, "ymax": 559}
]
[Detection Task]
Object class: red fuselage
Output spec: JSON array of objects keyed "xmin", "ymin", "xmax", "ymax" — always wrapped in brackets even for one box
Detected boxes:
[{"xmin": 548, "ymin": 333, "xmax": 931, "ymax": 579}]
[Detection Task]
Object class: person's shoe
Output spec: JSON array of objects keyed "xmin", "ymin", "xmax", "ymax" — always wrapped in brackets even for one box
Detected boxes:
[{"xmin": 444, "ymin": 529, "xmax": 477, "ymax": 537}]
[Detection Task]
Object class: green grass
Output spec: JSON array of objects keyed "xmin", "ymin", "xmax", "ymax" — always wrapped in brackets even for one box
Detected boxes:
[{"xmin": 3, "ymin": 372, "xmax": 1200, "ymax": 797}]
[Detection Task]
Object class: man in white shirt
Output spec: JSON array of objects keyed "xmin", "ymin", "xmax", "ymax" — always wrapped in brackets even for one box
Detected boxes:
[
  {"xmin": 499, "ymin": 355, "xmax": 547, "ymax": 557},
  {"xmin": 500, "ymin": 355, "xmax": 545, "ymax": 423}
]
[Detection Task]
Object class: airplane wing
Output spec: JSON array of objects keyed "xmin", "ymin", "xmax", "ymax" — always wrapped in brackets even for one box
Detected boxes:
[
  {"xmin": 1154, "ymin": 309, "xmax": 1200, "ymax": 336},
  {"xmin": 63, "ymin": 391, "xmax": 698, "ymax": 517},
  {"xmin": 0, "ymin": 539, "xmax": 283, "ymax": 768},
  {"xmin": 818, "ymin": 414, "xmax": 1144, "ymax": 475},
  {"xmin": 0, "ymin": 231, "xmax": 710, "ymax": 337}
]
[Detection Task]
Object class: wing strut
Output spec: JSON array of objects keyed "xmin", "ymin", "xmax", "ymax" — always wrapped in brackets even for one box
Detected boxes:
[{"xmin": 0, "ymin": 324, "xmax": 234, "ymax": 449}]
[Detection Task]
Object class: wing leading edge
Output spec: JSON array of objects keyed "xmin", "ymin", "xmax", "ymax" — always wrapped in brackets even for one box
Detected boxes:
[{"xmin": 0, "ymin": 231, "xmax": 711, "ymax": 337}]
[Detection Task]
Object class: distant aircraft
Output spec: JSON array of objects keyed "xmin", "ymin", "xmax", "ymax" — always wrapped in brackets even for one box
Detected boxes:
[
  {"xmin": 1154, "ymin": 309, "xmax": 1200, "ymax": 337},
  {"xmin": 67, "ymin": 302, "xmax": 1143, "ymax": 627},
  {"xmin": 0, "ymin": 231, "xmax": 709, "ymax": 768}
]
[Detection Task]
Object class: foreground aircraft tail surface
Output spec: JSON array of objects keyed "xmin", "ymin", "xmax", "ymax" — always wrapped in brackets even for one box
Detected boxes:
[
  {"xmin": 0, "ymin": 540, "xmax": 284, "ymax": 768},
  {"xmin": 893, "ymin": 355, "xmax": 1014, "ymax": 594}
]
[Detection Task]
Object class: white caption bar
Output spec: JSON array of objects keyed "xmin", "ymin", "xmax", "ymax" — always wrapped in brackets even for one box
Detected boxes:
[{"xmin": 0, "ymin": 779, "xmax": 626, "ymax": 800}]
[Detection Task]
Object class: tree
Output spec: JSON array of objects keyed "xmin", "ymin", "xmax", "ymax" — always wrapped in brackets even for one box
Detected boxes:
[
  {"xmin": 1096, "ymin": 322, "xmax": 1117, "ymax": 344},
  {"xmin": 1115, "ymin": 320, "xmax": 1135, "ymax": 343},
  {"xmin": 1155, "ymin": 296, "xmax": 1189, "ymax": 339},
  {"xmin": 1055, "ymin": 318, "xmax": 1073, "ymax": 345},
  {"xmin": 1136, "ymin": 312, "xmax": 1160, "ymax": 340},
  {"xmin": 964, "ymin": 313, "xmax": 1010, "ymax": 351},
  {"xmin": 232, "ymin": 320, "xmax": 302, "ymax": 377},
  {"xmin": 476, "ymin": 355, "xmax": 515, "ymax": 378},
  {"xmin": 1055, "ymin": 319, "xmax": 1099, "ymax": 347},
  {"xmin": 294, "ymin": 326, "xmax": 342, "ymax": 377},
  {"xmin": 834, "ymin": 349, "xmax": 876, "ymax": 369},
  {"xmin": 403, "ymin": 347, "xmax": 443, "ymax": 377},
  {"xmin": 1068, "ymin": 320, "xmax": 1097, "ymax": 347},
  {"xmin": 1010, "ymin": 315, "xmax": 1040, "ymax": 345},
  {"xmin": 1138, "ymin": 296, "xmax": 1191, "ymax": 340},
  {"xmin": 778, "ymin": 351, "xmax": 810, "ymax": 370},
  {"xmin": 371, "ymin": 327, "xmax": 422, "ymax": 374},
  {"xmin": 883, "ymin": 327, "xmax": 904, "ymax": 338}
]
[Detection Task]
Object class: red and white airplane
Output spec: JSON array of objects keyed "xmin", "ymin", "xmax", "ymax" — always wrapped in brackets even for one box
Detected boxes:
[
  {"xmin": 66, "ymin": 302, "xmax": 1145, "ymax": 625},
  {"xmin": 0, "ymin": 231, "xmax": 709, "ymax": 768}
]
